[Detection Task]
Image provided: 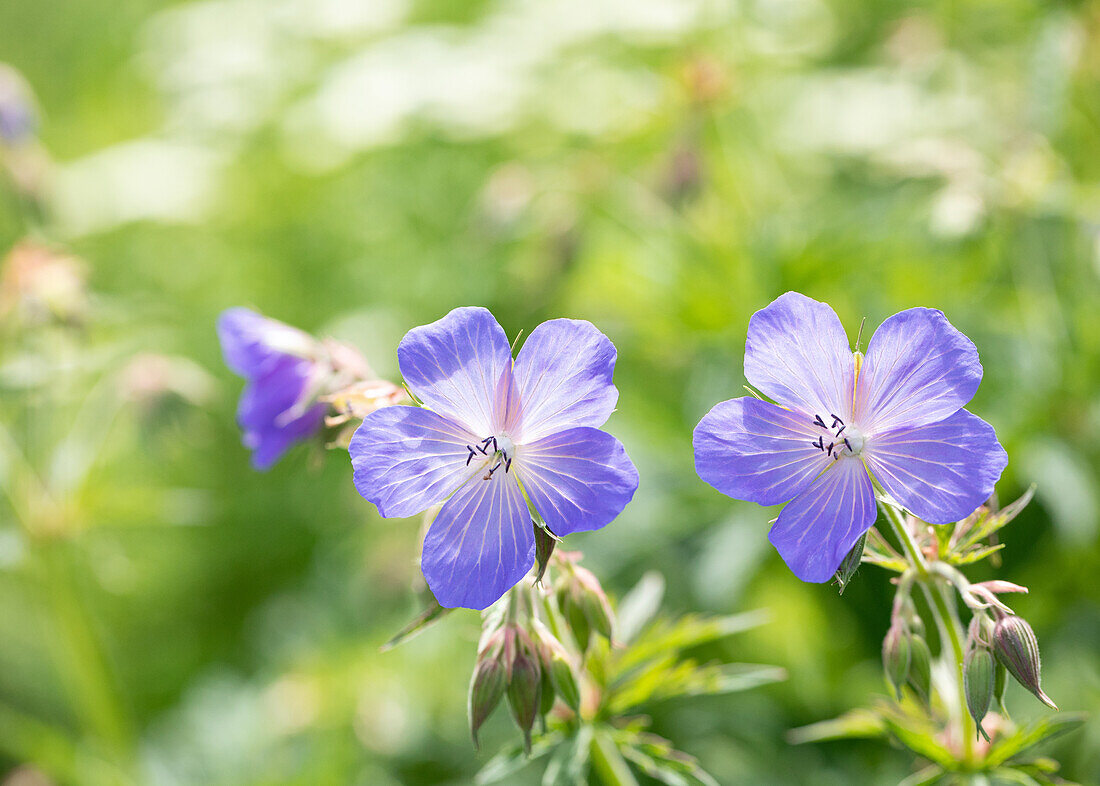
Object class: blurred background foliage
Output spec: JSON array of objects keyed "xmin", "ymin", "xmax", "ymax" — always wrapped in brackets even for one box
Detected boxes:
[{"xmin": 1, "ymin": 0, "xmax": 1099, "ymax": 783}]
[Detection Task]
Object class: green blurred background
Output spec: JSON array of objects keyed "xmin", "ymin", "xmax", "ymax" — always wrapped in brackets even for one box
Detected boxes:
[{"xmin": 2, "ymin": 0, "xmax": 1100, "ymax": 783}]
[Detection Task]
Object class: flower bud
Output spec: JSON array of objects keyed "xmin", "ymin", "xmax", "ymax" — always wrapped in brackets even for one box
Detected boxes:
[
  {"xmin": 533, "ymin": 523, "xmax": 556, "ymax": 585},
  {"xmin": 549, "ymin": 649, "xmax": 581, "ymax": 712},
  {"xmin": 991, "ymin": 615, "xmax": 1057, "ymax": 709},
  {"xmin": 964, "ymin": 647, "xmax": 995, "ymax": 740},
  {"xmin": 538, "ymin": 662, "xmax": 555, "ymax": 720},
  {"xmin": 506, "ymin": 653, "xmax": 542, "ymax": 753},
  {"xmin": 563, "ymin": 591, "xmax": 591, "ymax": 653},
  {"xmin": 833, "ymin": 531, "xmax": 866, "ymax": 594},
  {"xmin": 468, "ymin": 657, "xmax": 507, "ymax": 749},
  {"xmin": 574, "ymin": 567, "xmax": 614, "ymax": 642},
  {"xmin": 883, "ymin": 621, "xmax": 911, "ymax": 699},
  {"xmin": 994, "ymin": 660, "xmax": 1008, "ymax": 715},
  {"xmin": 906, "ymin": 634, "xmax": 932, "ymax": 703}
]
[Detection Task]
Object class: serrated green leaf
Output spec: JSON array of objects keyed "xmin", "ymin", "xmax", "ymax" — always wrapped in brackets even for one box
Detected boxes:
[
  {"xmin": 611, "ymin": 610, "xmax": 768, "ymax": 677},
  {"xmin": 957, "ymin": 487, "xmax": 1036, "ymax": 552},
  {"xmin": 947, "ymin": 543, "xmax": 1006, "ymax": 566},
  {"xmin": 608, "ymin": 659, "xmax": 784, "ymax": 714},
  {"xmin": 984, "ymin": 713, "xmax": 1087, "ymax": 767}
]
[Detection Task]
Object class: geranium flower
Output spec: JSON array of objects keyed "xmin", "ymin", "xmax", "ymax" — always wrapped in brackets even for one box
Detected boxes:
[
  {"xmin": 349, "ymin": 307, "xmax": 638, "ymax": 610},
  {"xmin": 693, "ymin": 292, "xmax": 1008, "ymax": 583},
  {"xmin": 217, "ymin": 308, "xmax": 327, "ymax": 470}
]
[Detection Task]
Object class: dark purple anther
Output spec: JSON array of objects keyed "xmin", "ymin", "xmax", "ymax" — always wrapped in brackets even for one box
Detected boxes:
[{"xmin": 813, "ymin": 415, "xmax": 827, "ymax": 429}]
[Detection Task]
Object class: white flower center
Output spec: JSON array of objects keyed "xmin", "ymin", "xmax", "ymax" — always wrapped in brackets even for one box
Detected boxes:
[
  {"xmin": 810, "ymin": 413, "xmax": 865, "ymax": 461},
  {"xmin": 464, "ymin": 433, "xmax": 517, "ymax": 478}
]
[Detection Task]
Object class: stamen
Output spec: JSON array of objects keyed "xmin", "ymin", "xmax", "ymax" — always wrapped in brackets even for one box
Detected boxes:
[
  {"xmin": 505, "ymin": 457, "xmax": 512, "ymax": 472},
  {"xmin": 812, "ymin": 437, "xmax": 824, "ymax": 451},
  {"xmin": 826, "ymin": 442, "xmax": 834, "ymax": 456},
  {"xmin": 830, "ymin": 414, "xmax": 844, "ymax": 428},
  {"xmin": 834, "ymin": 425, "xmax": 846, "ymax": 436},
  {"xmin": 813, "ymin": 414, "xmax": 827, "ymax": 429},
  {"xmin": 466, "ymin": 446, "xmax": 477, "ymax": 465},
  {"xmin": 844, "ymin": 438, "xmax": 852, "ymax": 452}
]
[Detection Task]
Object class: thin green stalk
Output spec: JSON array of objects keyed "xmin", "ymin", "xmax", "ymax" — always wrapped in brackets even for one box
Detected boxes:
[{"xmin": 877, "ymin": 496, "xmax": 976, "ymax": 766}]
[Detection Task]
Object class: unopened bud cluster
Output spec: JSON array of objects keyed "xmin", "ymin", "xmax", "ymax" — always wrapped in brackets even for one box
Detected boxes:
[
  {"xmin": 959, "ymin": 598, "xmax": 1056, "ymax": 740},
  {"xmin": 554, "ymin": 562, "xmax": 613, "ymax": 653},
  {"xmin": 468, "ymin": 554, "xmax": 613, "ymax": 753},
  {"xmin": 882, "ymin": 600, "xmax": 930, "ymax": 703}
]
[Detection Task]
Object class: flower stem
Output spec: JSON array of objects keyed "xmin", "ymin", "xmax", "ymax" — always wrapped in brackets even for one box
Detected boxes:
[{"xmin": 876, "ymin": 496, "xmax": 976, "ymax": 766}]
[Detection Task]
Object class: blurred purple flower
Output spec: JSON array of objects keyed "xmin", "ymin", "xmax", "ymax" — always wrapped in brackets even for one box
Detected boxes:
[
  {"xmin": 693, "ymin": 292, "xmax": 1007, "ymax": 583},
  {"xmin": 217, "ymin": 308, "xmax": 326, "ymax": 471},
  {"xmin": 350, "ymin": 307, "xmax": 638, "ymax": 610},
  {"xmin": 0, "ymin": 65, "xmax": 37, "ymax": 145}
]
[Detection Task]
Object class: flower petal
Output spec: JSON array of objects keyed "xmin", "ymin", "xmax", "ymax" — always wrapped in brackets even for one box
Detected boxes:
[
  {"xmin": 244, "ymin": 403, "xmax": 325, "ymax": 471},
  {"xmin": 693, "ymin": 397, "xmax": 833, "ymax": 506},
  {"xmin": 349, "ymin": 405, "xmax": 477, "ymax": 519},
  {"xmin": 218, "ymin": 308, "xmax": 272, "ymax": 376},
  {"xmin": 237, "ymin": 354, "xmax": 324, "ymax": 470},
  {"xmin": 864, "ymin": 409, "xmax": 1007, "ymax": 524},
  {"xmin": 517, "ymin": 427, "xmax": 638, "ymax": 536},
  {"xmin": 856, "ymin": 307, "xmax": 982, "ymax": 433},
  {"xmin": 744, "ymin": 292, "xmax": 855, "ymax": 419},
  {"xmin": 512, "ymin": 319, "xmax": 618, "ymax": 442},
  {"xmin": 421, "ymin": 473, "xmax": 534, "ymax": 610},
  {"xmin": 397, "ymin": 307, "xmax": 513, "ymax": 436},
  {"xmin": 217, "ymin": 308, "xmax": 315, "ymax": 378},
  {"xmin": 768, "ymin": 458, "xmax": 876, "ymax": 583}
]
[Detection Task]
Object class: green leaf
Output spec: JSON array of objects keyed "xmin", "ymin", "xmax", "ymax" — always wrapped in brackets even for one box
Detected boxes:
[
  {"xmin": 957, "ymin": 487, "xmax": 1037, "ymax": 551},
  {"xmin": 379, "ymin": 596, "xmax": 453, "ymax": 651},
  {"xmin": 897, "ymin": 764, "xmax": 946, "ymax": 786},
  {"xmin": 787, "ymin": 709, "xmax": 886, "ymax": 745},
  {"xmin": 615, "ymin": 571, "xmax": 665, "ymax": 644},
  {"xmin": 880, "ymin": 716, "xmax": 957, "ymax": 769},
  {"xmin": 947, "ymin": 543, "xmax": 1005, "ymax": 566},
  {"xmin": 619, "ymin": 745, "xmax": 691, "ymax": 786},
  {"xmin": 542, "ymin": 726, "xmax": 592, "ymax": 786},
  {"xmin": 589, "ymin": 729, "xmax": 641, "ymax": 786},
  {"xmin": 475, "ymin": 733, "xmax": 561, "ymax": 784},
  {"xmin": 611, "ymin": 610, "xmax": 768, "ymax": 676},
  {"xmin": 608, "ymin": 659, "xmax": 784, "ymax": 714},
  {"xmin": 984, "ymin": 713, "xmax": 1087, "ymax": 767}
]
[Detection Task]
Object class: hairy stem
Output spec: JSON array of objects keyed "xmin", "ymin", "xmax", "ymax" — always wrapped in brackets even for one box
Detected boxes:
[{"xmin": 877, "ymin": 496, "xmax": 976, "ymax": 766}]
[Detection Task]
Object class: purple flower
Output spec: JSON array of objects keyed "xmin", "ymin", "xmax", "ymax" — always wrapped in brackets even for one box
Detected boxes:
[
  {"xmin": 349, "ymin": 307, "xmax": 638, "ymax": 610},
  {"xmin": 693, "ymin": 292, "xmax": 1008, "ymax": 583},
  {"xmin": 217, "ymin": 308, "xmax": 326, "ymax": 471}
]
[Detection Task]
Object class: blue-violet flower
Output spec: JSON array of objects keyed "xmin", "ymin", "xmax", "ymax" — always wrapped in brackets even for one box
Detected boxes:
[
  {"xmin": 693, "ymin": 292, "xmax": 1008, "ymax": 583},
  {"xmin": 349, "ymin": 307, "xmax": 639, "ymax": 610},
  {"xmin": 217, "ymin": 308, "xmax": 328, "ymax": 471}
]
